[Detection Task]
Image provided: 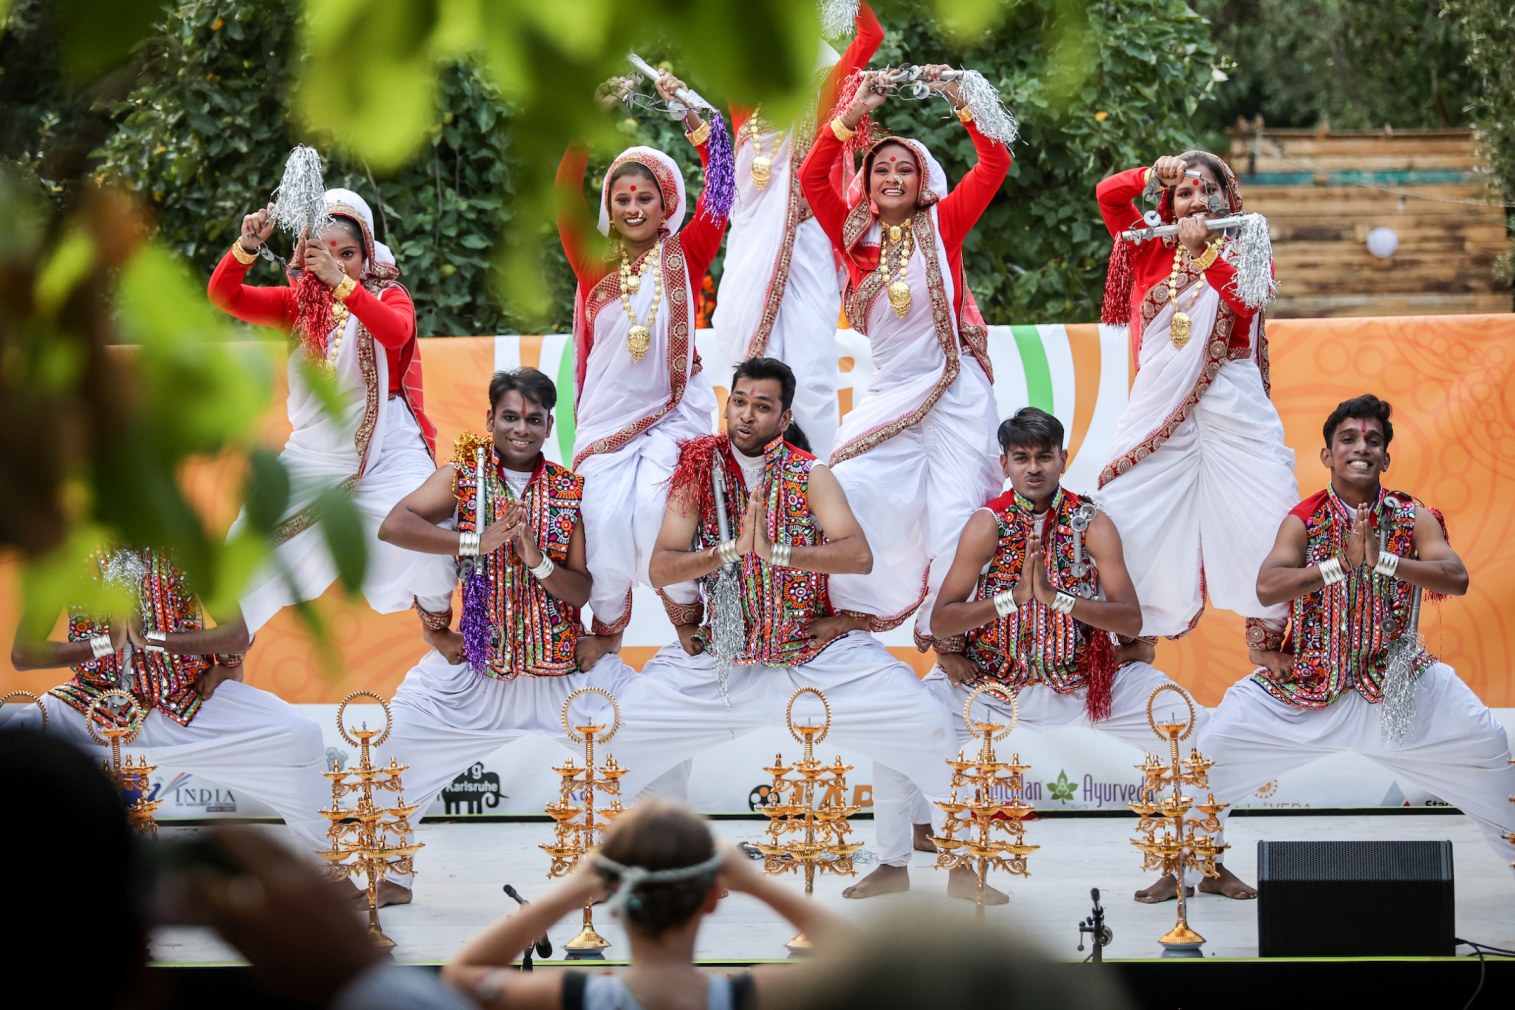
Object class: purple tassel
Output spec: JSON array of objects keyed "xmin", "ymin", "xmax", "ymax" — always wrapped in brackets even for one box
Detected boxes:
[
  {"xmin": 458, "ymin": 570, "xmax": 492, "ymax": 674},
  {"xmin": 699, "ymin": 110, "xmax": 735, "ymax": 223}
]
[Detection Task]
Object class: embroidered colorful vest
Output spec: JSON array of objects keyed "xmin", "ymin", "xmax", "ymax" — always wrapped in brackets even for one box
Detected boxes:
[
  {"xmin": 962, "ymin": 488, "xmax": 1118, "ymax": 720},
  {"xmin": 676, "ymin": 435, "xmax": 833, "ymax": 667},
  {"xmin": 1253, "ymin": 487, "xmax": 1435, "ymax": 709},
  {"xmin": 453, "ymin": 434, "xmax": 584, "ymax": 678},
  {"xmin": 53, "ymin": 549, "xmax": 213, "ymax": 733}
]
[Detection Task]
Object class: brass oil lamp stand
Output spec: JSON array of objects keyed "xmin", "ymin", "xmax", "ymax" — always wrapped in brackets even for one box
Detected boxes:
[
  {"xmin": 542, "ymin": 686, "xmax": 626, "ymax": 960},
  {"xmin": 0, "ymin": 691, "xmax": 49, "ymax": 730},
  {"xmin": 318, "ymin": 691, "xmax": 422, "ymax": 949},
  {"xmin": 1129, "ymin": 683, "xmax": 1228, "ymax": 957},
  {"xmin": 754, "ymin": 687, "xmax": 861, "ymax": 956},
  {"xmin": 931, "ymin": 684, "xmax": 1038, "ymax": 916},
  {"xmin": 86, "ymin": 689, "xmax": 161, "ymax": 837}
]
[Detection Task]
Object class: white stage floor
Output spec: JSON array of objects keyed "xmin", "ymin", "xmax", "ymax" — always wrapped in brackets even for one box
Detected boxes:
[{"xmin": 151, "ymin": 813, "xmax": 1515, "ymax": 965}]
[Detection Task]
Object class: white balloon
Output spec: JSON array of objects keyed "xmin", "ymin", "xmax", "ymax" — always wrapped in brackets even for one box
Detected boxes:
[{"xmin": 1366, "ymin": 226, "xmax": 1399, "ymax": 259}]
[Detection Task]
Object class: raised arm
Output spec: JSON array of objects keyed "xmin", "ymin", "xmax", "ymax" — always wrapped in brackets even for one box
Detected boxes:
[
  {"xmin": 556, "ymin": 144, "xmax": 601, "ymax": 287},
  {"xmin": 817, "ymin": 1, "xmax": 885, "ymax": 118},
  {"xmin": 340, "ymin": 283, "xmax": 416, "ymax": 352},
  {"xmin": 208, "ymin": 247, "xmax": 298, "ymax": 330},
  {"xmin": 799, "ymin": 122, "xmax": 853, "ymax": 254},
  {"xmin": 676, "ymin": 118, "xmax": 728, "ymax": 279},
  {"xmin": 935, "ymin": 118, "xmax": 1011, "ymax": 246},
  {"xmin": 1096, "ymin": 166, "xmax": 1150, "ymax": 239}
]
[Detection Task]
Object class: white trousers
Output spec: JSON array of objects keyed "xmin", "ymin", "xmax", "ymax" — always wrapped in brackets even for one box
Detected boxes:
[
  {"xmin": 828, "ymin": 359, "xmax": 1001, "ymax": 632},
  {"xmin": 1099, "ymin": 360, "xmax": 1297, "ymax": 636},
  {"xmin": 4, "ymin": 682, "xmax": 330, "ymax": 852},
  {"xmin": 379, "ymin": 650, "xmax": 637, "ymax": 886},
  {"xmin": 612, "ymin": 632, "xmax": 954, "ymax": 866},
  {"xmin": 232, "ymin": 398, "xmax": 456, "ymax": 633},
  {"xmin": 878, "ymin": 661, "xmax": 1204, "ymax": 831},
  {"xmin": 1198, "ymin": 665, "xmax": 1515, "ymax": 868}
]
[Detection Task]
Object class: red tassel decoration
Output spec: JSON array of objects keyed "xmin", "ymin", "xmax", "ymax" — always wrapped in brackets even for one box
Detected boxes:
[
  {"xmin": 1080, "ymin": 629, "xmax": 1118, "ymax": 723},
  {"xmin": 1101, "ymin": 236, "xmax": 1133, "ymax": 326},
  {"xmin": 293, "ymin": 271, "xmax": 336, "ymax": 359}
]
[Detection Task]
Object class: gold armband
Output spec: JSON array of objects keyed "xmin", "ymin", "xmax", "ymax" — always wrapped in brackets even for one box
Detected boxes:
[
  {"xmin": 332, "ymin": 275, "xmax": 358, "ymax": 302},
  {"xmin": 231, "ymin": 241, "xmax": 259, "ymax": 265},
  {"xmin": 685, "ymin": 120, "xmax": 711, "ymax": 146},
  {"xmin": 830, "ymin": 117, "xmax": 856, "ymax": 142},
  {"xmin": 955, "ymin": 105, "xmax": 973, "ymax": 124},
  {"xmin": 1191, "ymin": 243, "xmax": 1221, "ymax": 271}
]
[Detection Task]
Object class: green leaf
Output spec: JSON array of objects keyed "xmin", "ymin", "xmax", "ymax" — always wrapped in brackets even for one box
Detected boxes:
[{"xmin": 316, "ymin": 486, "xmax": 368, "ymax": 594}]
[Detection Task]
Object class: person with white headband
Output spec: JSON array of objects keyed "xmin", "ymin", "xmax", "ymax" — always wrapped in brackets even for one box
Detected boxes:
[
  {"xmin": 208, "ymin": 188, "xmax": 454, "ymax": 633},
  {"xmin": 557, "ymin": 71, "xmax": 732, "ymax": 671},
  {"xmin": 444, "ymin": 799, "xmax": 845, "ymax": 1010}
]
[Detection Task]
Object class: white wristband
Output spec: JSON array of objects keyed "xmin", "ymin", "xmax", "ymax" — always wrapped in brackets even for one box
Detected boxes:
[
  {"xmin": 769, "ymin": 543, "xmax": 792, "ymax": 568},
  {"xmin": 89, "ymin": 634, "xmax": 114, "ymax": 660},
  {"xmin": 528, "ymin": 555, "xmax": 555, "ymax": 581},
  {"xmin": 992, "ymin": 590, "xmax": 1017, "ymax": 618},
  {"xmin": 1048, "ymin": 591, "xmax": 1077, "ymax": 615},
  {"xmin": 1373, "ymin": 551, "xmax": 1401, "ymax": 579},
  {"xmin": 1318, "ymin": 557, "xmax": 1346, "ymax": 585},
  {"xmin": 459, "ymin": 531, "xmax": 480, "ymax": 557},
  {"xmin": 716, "ymin": 540, "xmax": 740, "ymax": 565},
  {"xmin": 145, "ymin": 630, "xmax": 168, "ymax": 653}
]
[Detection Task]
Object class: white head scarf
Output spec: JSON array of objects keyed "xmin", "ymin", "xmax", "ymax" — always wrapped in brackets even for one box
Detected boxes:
[
  {"xmin": 845, "ymin": 135, "xmax": 951, "ymax": 249},
  {"xmin": 323, "ymin": 187, "xmax": 399, "ymax": 282},
  {"xmin": 597, "ymin": 147, "xmax": 688, "ymax": 238}
]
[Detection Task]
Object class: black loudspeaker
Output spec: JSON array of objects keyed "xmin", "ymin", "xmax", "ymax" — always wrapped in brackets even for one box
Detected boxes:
[{"xmin": 1256, "ymin": 840, "xmax": 1455, "ymax": 957}]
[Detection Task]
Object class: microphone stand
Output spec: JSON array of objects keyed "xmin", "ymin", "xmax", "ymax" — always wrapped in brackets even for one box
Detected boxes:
[
  {"xmin": 1077, "ymin": 887, "xmax": 1112, "ymax": 964},
  {"xmin": 503, "ymin": 884, "xmax": 554, "ymax": 971}
]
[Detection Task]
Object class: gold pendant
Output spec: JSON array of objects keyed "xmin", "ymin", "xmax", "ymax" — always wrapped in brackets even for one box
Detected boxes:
[
  {"xmin": 751, "ymin": 156, "xmax": 772, "ymax": 190},
  {"xmin": 888, "ymin": 280, "xmax": 912, "ymax": 319},
  {"xmin": 624, "ymin": 274, "xmax": 640, "ymax": 294},
  {"xmin": 1170, "ymin": 311, "xmax": 1192, "ymax": 349},
  {"xmin": 627, "ymin": 325, "xmax": 651, "ymax": 363},
  {"xmin": 887, "ymin": 224, "xmax": 904, "ymax": 244}
]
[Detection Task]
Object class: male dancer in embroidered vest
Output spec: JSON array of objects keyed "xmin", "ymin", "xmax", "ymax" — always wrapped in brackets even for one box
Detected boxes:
[
  {"xmin": 1196, "ymin": 395, "xmax": 1515, "ymax": 896},
  {"xmin": 800, "ymin": 67, "xmax": 1007, "ymax": 652},
  {"xmin": 1095, "ymin": 153, "xmax": 1297, "ymax": 660},
  {"xmin": 209, "ymin": 189, "xmax": 454, "ymax": 634},
  {"xmin": 558, "ymin": 71, "xmax": 730, "ymax": 671},
  {"xmin": 375, "ymin": 369, "xmax": 634, "ymax": 904},
  {"xmin": 859, "ymin": 408, "xmax": 1190, "ymax": 901},
  {"xmin": 611, "ymin": 357, "xmax": 953, "ymax": 888},
  {"xmin": 7, "ymin": 548, "xmax": 329, "ymax": 851},
  {"xmin": 715, "ymin": 1, "xmax": 884, "ymax": 460}
]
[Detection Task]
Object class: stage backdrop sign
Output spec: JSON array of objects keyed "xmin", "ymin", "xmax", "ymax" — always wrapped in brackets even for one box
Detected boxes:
[{"xmin": 4, "ymin": 316, "xmax": 1514, "ymax": 815}]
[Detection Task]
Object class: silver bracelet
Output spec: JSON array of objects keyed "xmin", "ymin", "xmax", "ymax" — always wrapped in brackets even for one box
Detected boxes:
[
  {"xmin": 716, "ymin": 540, "xmax": 740, "ymax": 565},
  {"xmin": 1373, "ymin": 551, "xmax": 1401, "ymax": 579},
  {"xmin": 992, "ymin": 590, "xmax": 1017, "ymax": 618},
  {"xmin": 145, "ymin": 629, "xmax": 168, "ymax": 653},
  {"xmin": 1318, "ymin": 556, "xmax": 1346, "ymax": 586},
  {"xmin": 1048, "ymin": 591, "xmax": 1077, "ymax": 615},
  {"xmin": 458, "ymin": 530, "xmax": 480, "ymax": 557},
  {"xmin": 769, "ymin": 543, "xmax": 792, "ymax": 568},
  {"xmin": 89, "ymin": 634, "xmax": 114, "ymax": 660},
  {"xmin": 528, "ymin": 555, "xmax": 556, "ymax": 581}
]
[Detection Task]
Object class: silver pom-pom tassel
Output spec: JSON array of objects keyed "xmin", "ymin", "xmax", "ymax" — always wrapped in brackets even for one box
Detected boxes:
[
  {"xmin": 706, "ymin": 567, "xmax": 747, "ymax": 707},
  {"xmin": 818, "ymin": 0, "xmax": 861, "ymax": 39},
  {"xmin": 1379, "ymin": 588, "xmax": 1423, "ymax": 745},
  {"xmin": 271, "ymin": 145, "xmax": 332, "ymax": 241},
  {"xmin": 101, "ymin": 548, "xmax": 147, "ymax": 592},
  {"xmin": 953, "ymin": 70, "xmax": 1019, "ymax": 148},
  {"xmin": 1230, "ymin": 212, "xmax": 1278, "ymax": 309}
]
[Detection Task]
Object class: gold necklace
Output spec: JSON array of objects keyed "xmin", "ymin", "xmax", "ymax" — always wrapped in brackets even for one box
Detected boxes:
[
  {"xmin": 1166, "ymin": 246, "xmax": 1203, "ymax": 350},
  {"xmin": 878, "ymin": 219, "xmax": 914, "ymax": 318},
  {"xmin": 619, "ymin": 239, "xmax": 663, "ymax": 363},
  {"xmin": 746, "ymin": 115, "xmax": 781, "ymax": 190}
]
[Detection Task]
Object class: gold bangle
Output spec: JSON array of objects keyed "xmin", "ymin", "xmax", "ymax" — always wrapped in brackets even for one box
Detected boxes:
[
  {"xmin": 1192, "ymin": 242, "xmax": 1221, "ymax": 271},
  {"xmin": 231, "ymin": 241, "xmax": 259, "ymax": 265},
  {"xmin": 685, "ymin": 120, "xmax": 711, "ymax": 146},
  {"xmin": 1142, "ymin": 166, "xmax": 1154, "ymax": 187},
  {"xmin": 830, "ymin": 117, "xmax": 856, "ymax": 141},
  {"xmin": 332, "ymin": 275, "xmax": 358, "ymax": 302},
  {"xmin": 955, "ymin": 105, "xmax": 973, "ymax": 124}
]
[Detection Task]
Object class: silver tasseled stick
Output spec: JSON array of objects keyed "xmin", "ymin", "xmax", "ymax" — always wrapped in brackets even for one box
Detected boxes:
[
  {"xmin": 271, "ymin": 145, "xmax": 332, "ymax": 243},
  {"xmin": 707, "ymin": 456, "xmax": 746, "ymax": 699}
]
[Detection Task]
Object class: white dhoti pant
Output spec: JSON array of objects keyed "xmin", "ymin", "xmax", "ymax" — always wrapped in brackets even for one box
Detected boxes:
[
  {"xmin": 1100, "ymin": 360, "xmax": 1297, "ymax": 636},
  {"xmin": 1198, "ymin": 665, "xmax": 1515, "ymax": 869},
  {"xmin": 828, "ymin": 359, "xmax": 1001, "ymax": 632},
  {"xmin": 379, "ymin": 650, "xmax": 637, "ymax": 886},
  {"xmin": 612, "ymin": 632, "xmax": 954, "ymax": 866},
  {"xmin": 6, "ymin": 683, "xmax": 330, "ymax": 852},
  {"xmin": 577, "ymin": 394, "xmax": 712, "ymax": 631},
  {"xmin": 878, "ymin": 662, "xmax": 1205, "ymax": 835},
  {"xmin": 231, "ymin": 398, "xmax": 456, "ymax": 633}
]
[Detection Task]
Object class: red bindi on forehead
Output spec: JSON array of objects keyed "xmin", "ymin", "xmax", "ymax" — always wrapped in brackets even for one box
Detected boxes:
[{"xmin": 629, "ymin": 185, "xmax": 636, "ymax": 191}]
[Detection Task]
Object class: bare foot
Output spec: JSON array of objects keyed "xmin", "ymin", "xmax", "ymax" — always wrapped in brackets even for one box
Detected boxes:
[
  {"xmin": 912, "ymin": 823, "xmax": 937, "ymax": 853},
  {"xmin": 947, "ymin": 866, "xmax": 1008, "ymax": 905},
  {"xmin": 1133, "ymin": 874, "xmax": 1194, "ymax": 904},
  {"xmin": 1198, "ymin": 864, "xmax": 1258, "ymax": 900},
  {"xmin": 842, "ymin": 864, "xmax": 909, "ymax": 899},
  {"xmin": 376, "ymin": 880, "xmax": 413, "ymax": 908}
]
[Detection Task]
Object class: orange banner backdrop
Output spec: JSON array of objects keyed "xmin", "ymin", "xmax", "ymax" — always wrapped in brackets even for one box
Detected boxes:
[{"xmin": 3, "ymin": 315, "xmax": 1512, "ymax": 708}]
